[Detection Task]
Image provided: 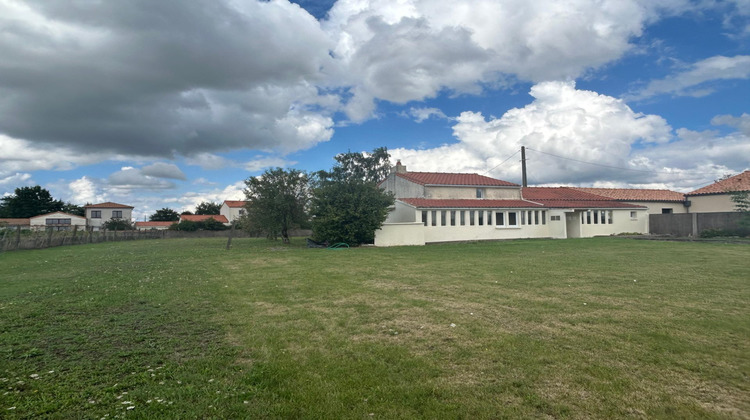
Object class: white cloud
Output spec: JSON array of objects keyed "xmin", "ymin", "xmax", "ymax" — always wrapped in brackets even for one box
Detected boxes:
[
  {"xmin": 68, "ymin": 176, "xmax": 106, "ymax": 204},
  {"xmin": 393, "ymin": 81, "xmax": 675, "ymax": 184},
  {"xmin": 243, "ymin": 156, "xmax": 295, "ymax": 172},
  {"xmin": 0, "ymin": 173, "xmax": 32, "ymax": 191},
  {"xmin": 712, "ymin": 113, "xmax": 750, "ymax": 136},
  {"xmin": 107, "ymin": 167, "xmax": 178, "ymax": 190},
  {"xmin": 408, "ymin": 107, "xmax": 449, "ymax": 123},
  {"xmin": 626, "ymin": 55, "xmax": 750, "ymax": 100},
  {"xmin": 0, "ymin": 134, "xmax": 125, "ymax": 173},
  {"xmin": 140, "ymin": 162, "xmax": 186, "ymax": 180}
]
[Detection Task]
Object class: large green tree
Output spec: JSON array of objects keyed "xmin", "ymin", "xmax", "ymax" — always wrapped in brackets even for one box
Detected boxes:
[
  {"xmin": 310, "ymin": 148, "xmax": 395, "ymax": 245},
  {"xmin": 149, "ymin": 207, "xmax": 180, "ymax": 221},
  {"xmin": 0, "ymin": 186, "xmax": 64, "ymax": 218},
  {"xmin": 195, "ymin": 201, "xmax": 221, "ymax": 215},
  {"xmin": 243, "ymin": 168, "xmax": 310, "ymax": 244}
]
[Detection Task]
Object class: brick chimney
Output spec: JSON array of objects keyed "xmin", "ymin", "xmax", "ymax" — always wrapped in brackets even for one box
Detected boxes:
[{"xmin": 395, "ymin": 160, "xmax": 407, "ymax": 173}]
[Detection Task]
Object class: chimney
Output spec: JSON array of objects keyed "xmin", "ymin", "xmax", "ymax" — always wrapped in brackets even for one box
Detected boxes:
[{"xmin": 395, "ymin": 160, "xmax": 407, "ymax": 173}]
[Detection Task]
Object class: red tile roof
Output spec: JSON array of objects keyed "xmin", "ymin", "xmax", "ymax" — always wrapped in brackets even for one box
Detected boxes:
[
  {"xmin": 223, "ymin": 200, "xmax": 247, "ymax": 208},
  {"xmin": 84, "ymin": 202, "xmax": 134, "ymax": 209},
  {"xmin": 397, "ymin": 172, "xmax": 518, "ymax": 187},
  {"xmin": 522, "ymin": 187, "xmax": 646, "ymax": 209},
  {"xmin": 180, "ymin": 214, "xmax": 229, "ymax": 223},
  {"xmin": 135, "ymin": 221, "xmax": 175, "ymax": 227},
  {"xmin": 572, "ymin": 188, "xmax": 685, "ymax": 202},
  {"xmin": 688, "ymin": 171, "xmax": 750, "ymax": 195},
  {"xmin": 0, "ymin": 218, "xmax": 30, "ymax": 226},
  {"xmin": 400, "ymin": 198, "xmax": 543, "ymax": 208}
]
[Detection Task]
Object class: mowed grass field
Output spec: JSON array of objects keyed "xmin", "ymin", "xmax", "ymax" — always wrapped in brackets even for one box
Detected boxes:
[{"xmin": 0, "ymin": 237, "xmax": 748, "ymax": 419}]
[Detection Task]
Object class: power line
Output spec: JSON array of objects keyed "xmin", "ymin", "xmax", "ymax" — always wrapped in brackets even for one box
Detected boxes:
[
  {"xmin": 524, "ymin": 147, "xmax": 681, "ymax": 176},
  {"xmin": 482, "ymin": 150, "xmax": 520, "ymax": 176}
]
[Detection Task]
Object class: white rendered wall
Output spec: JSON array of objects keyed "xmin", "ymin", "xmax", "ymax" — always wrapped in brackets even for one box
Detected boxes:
[
  {"xmin": 375, "ymin": 223, "xmax": 425, "ymax": 246},
  {"xmin": 29, "ymin": 212, "xmax": 86, "ymax": 231},
  {"xmin": 86, "ymin": 208, "xmax": 133, "ymax": 230},
  {"xmin": 688, "ymin": 194, "xmax": 737, "ymax": 213},
  {"xmin": 578, "ymin": 209, "xmax": 648, "ymax": 237}
]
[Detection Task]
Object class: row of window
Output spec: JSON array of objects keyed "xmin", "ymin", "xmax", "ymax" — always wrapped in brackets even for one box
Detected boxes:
[
  {"xmin": 421, "ymin": 210, "xmax": 547, "ymax": 227},
  {"xmin": 90, "ymin": 210, "xmax": 123, "ymax": 219},
  {"xmin": 45, "ymin": 218, "xmax": 72, "ymax": 225},
  {"xmin": 581, "ymin": 210, "xmax": 614, "ymax": 225}
]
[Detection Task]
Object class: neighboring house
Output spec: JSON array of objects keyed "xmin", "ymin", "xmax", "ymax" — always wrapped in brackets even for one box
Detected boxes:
[
  {"xmin": 220, "ymin": 200, "xmax": 248, "ymax": 223},
  {"xmin": 375, "ymin": 162, "xmax": 648, "ymax": 246},
  {"xmin": 84, "ymin": 202, "xmax": 134, "ymax": 231},
  {"xmin": 572, "ymin": 188, "xmax": 687, "ymax": 214},
  {"xmin": 685, "ymin": 171, "xmax": 750, "ymax": 213},
  {"xmin": 0, "ymin": 218, "xmax": 30, "ymax": 230},
  {"xmin": 29, "ymin": 212, "xmax": 87, "ymax": 231},
  {"xmin": 134, "ymin": 221, "xmax": 174, "ymax": 231},
  {"xmin": 179, "ymin": 214, "xmax": 230, "ymax": 225}
]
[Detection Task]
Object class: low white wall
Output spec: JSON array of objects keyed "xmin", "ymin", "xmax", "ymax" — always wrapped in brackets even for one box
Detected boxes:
[{"xmin": 375, "ymin": 222, "xmax": 425, "ymax": 247}]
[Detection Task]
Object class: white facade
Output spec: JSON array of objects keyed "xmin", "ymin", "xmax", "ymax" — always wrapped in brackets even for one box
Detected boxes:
[
  {"xmin": 84, "ymin": 203, "xmax": 134, "ymax": 231},
  {"xmin": 29, "ymin": 212, "xmax": 86, "ymax": 231},
  {"xmin": 687, "ymin": 194, "xmax": 738, "ymax": 213},
  {"xmin": 220, "ymin": 201, "xmax": 248, "ymax": 223}
]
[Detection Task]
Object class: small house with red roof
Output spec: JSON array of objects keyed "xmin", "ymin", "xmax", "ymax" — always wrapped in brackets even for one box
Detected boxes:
[
  {"xmin": 135, "ymin": 221, "xmax": 175, "ymax": 231},
  {"xmin": 179, "ymin": 214, "xmax": 230, "ymax": 225},
  {"xmin": 572, "ymin": 188, "xmax": 687, "ymax": 215},
  {"xmin": 84, "ymin": 202, "xmax": 134, "ymax": 231},
  {"xmin": 375, "ymin": 162, "xmax": 648, "ymax": 246},
  {"xmin": 220, "ymin": 200, "xmax": 248, "ymax": 224},
  {"xmin": 686, "ymin": 171, "xmax": 750, "ymax": 213}
]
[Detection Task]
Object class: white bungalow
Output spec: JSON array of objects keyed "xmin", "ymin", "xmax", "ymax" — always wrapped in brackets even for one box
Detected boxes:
[
  {"xmin": 29, "ymin": 212, "xmax": 87, "ymax": 231},
  {"xmin": 375, "ymin": 162, "xmax": 648, "ymax": 246},
  {"xmin": 220, "ymin": 200, "xmax": 248, "ymax": 223}
]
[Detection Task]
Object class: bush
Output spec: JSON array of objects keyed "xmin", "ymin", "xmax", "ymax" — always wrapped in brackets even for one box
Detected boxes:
[{"xmin": 699, "ymin": 228, "xmax": 749, "ymax": 238}]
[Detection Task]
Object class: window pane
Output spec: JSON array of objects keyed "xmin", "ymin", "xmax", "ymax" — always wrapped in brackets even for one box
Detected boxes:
[
  {"xmin": 469, "ymin": 210, "xmax": 475, "ymax": 226},
  {"xmin": 478, "ymin": 211, "xmax": 484, "ymax": 226},
  {"xmin": 534, "ymin": 210, "xmax": 539, "ymax": 225},
  {"xmin": 542, "ymin": 211, "xmax": 546, "ymax": 225},
  {"xmin": 487, "ymin": 211, "xmax": 492, "ymax": 225},
  {"xmin": 422, "ymin": 211, "xmax": 427, "ymax": 226},
  {"xmin": 521, "ymin": 211, "xmax": 526, "ymax": 225},
  {"xmin": 608, "ymin": 211, "xmax": 613, "ymax": 224},
  {"xmin": 431, "ymin": 210, "xmax": 437, "ymax": 226},
  {"xmin": 508, "ymin": 212, "xmax": 517, "ymax": 225},
  {"xmin": 450, "ymin": 211, "xmax": 456, "ymax": 226},
  {"xmin": 496, "ymin": 212, "xmax": 504, "ymax": 226},
  {"xmin": 460, "ymin": 211, "xmax": 466, "ymax": 226},
  {"xmin": 593, "ymin": 211, "xmax": 599, "ymax": 224},
  {"xmin": 440, "ymin": 211, "xmax": 446, "ymax": 226}
]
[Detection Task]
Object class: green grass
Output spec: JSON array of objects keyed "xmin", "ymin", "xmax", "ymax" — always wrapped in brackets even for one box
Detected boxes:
[{"xmin": 1, "ymin": 238, "xmax": 748, "ymax": 419}]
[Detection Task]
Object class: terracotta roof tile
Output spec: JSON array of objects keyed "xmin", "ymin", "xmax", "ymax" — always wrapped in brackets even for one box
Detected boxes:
[
  {"xmin": 0, "ymin": 218, "xmax": 30, "ymax": 225},
  {"xmin": 135, "ymin": 221, "xmax": 175, "ymax": 227},
  {"xmin": 84, "ymin": 202, "xmax": 134, "ymax": 209},
  {"xmin": 223, "ymin": 200, "xmax": 247, "ymax": 208},
  {"xmin": 572, "ymin": 187, "xmax": 685, "ymax": 202},
  {"xmin": 397, "ymin": 172, "xmax": 518, "ymax": 187},
  {"xmin": 688, "ymin": 171, "xmax": 750, "ymax": 195},
  {"xmin": 400, "ymin": 198, "xmax": 543, "ymax": 208},
  {"xmin": 180, "ymin": 214, "xmax": 229, "ymax": 223},
  {"xmin": 522, "ymin": 187, "xmax": 646, "ymax": 209}
]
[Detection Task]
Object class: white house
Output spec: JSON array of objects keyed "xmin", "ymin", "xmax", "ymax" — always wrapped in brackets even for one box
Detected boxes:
[
  {"xmin": 572, "ymin": 188, "xmax": 688, "ymax": 214},
  {"xmin": 220, "ymin": 200, "xmax": 247, "ymax": 223},
  {"xmin": 29, "ymin": 212, "xmax": 87, "ymax": 231},
  {"xmin": 685, "ymin": 171, "xmax": 750, "ymax": 213},
  {"xmin": 375, "ymin": 162, "xmax": 648, "ymax": 246},
  {"xmin": 84, "ymin": 202, "xmax": 134, "ymax": 231}
]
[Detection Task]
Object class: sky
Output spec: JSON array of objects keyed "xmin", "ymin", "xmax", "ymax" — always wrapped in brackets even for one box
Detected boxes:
[{"xmin": 1, "ymin": 0, "xmax": 749, "ymax": 221}]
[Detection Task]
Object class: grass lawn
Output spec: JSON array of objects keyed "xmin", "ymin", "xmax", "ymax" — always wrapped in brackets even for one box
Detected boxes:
[{"xmin": 1, "ymin": 237, "xmax": 748, "ymax": 419}]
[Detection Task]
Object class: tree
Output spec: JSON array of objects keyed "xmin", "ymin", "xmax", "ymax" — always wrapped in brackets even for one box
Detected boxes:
[
  {"xmin": 195, "ymin": 201, "xmax": 221, "ymax": 215},
  {"xmin": 730, "ymin": 190, "xmax": 750, "ymax": 231},
  {"xmin": 244, "ymin": 168, "xmax": 310, "ymax": 244},
  {"xmin": 62, "ymin": 202, "xmax": 85, "ymax": 217},
  {"xmin": 310, "ymin": 148, "xmax": 395, "ymax": 245},
  {"xmin": 102, "ymin": 218, "xmax": 134, "ymax": 230},
  {"xmin": 149, "ymin": 208, "xmax": 180, "ymax": 221},
  {"xmin": 0, "ymin": 186, "xmax": 64, "ymax": 217}
]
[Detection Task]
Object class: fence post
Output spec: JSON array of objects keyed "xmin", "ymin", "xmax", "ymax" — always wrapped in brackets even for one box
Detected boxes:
[
  {"xmin": 46, "ymin": 228, "xmax": 53, "ymax": 248},
  {"xmin": 226, "ymin": 223, "xmax": 235, "ymax": 250},
  {"xmin": 15, "ymin": 226, "xmax": 21, "ymax": 250}
]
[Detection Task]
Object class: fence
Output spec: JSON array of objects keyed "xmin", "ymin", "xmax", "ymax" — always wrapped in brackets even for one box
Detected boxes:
[
  {"xmin": 0, "ymin": 226, "xmax": 313, "ymax": 252},
  {"xmin": 649, "ymin": 212, "xmax": 747, "ymax": 237}
]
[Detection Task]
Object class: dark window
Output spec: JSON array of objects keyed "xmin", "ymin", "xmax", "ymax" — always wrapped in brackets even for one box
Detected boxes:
[
  {"xmin": 487, "ymin": 211, "xmax": 492, "ymax": 225},
  {"xmin": 661, "ymin": 208, "xmax": 673, "ymax": 214},
  {"xmin": 450, "ymin": 211, "xmax": 456, "ymax": 226},
  {"xmin": 542, "ymin": 211, "xmax": 546, "ymax": 225},
  {"xmin": 476, "ymin": 188, "xmax": 484, "ymax": 198},
  {"xmin": 92, "ymin": 210, "xmax": 101, "ymax": 219},
  {"xmin": 422, "ymin": 211, "xmax": 428, "ymax": 226},
  {"xmin": 460, "ymin": 211, "xmax": 466, "ymax": 226},
  {"xmin": 495, "ymin": 212, "xmax": 505, "ymax": 226},
  {"xmin": 508, "ymin": 212, "xmax": 517, "ymax": 226},
  {"xmin": 112, "ymin": 210, "xmax": 123, "ymax": 219},
  {"xmin": 431, "ymin": 210, "xmax": 437, "ymax": 226},
  {"xmin": 469, "ymin": 210, "xmax": 475, "ymax": 226},
  {"xmin": 440, "ymin": 211, "xmax": 446, "ymax": 226},
  {"xmin": 478, "ymin": 211, "xmax": 484, "ymax": 226}
]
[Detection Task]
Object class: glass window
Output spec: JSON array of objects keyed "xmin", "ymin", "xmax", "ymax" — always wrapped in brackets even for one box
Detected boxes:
[
  {"xmin": 431, "ymin": 210, "xmax": 437, "ymax": 226},
  {"xmin": 460, "ymin": 211, "xmax": 466, "ymax": 226},
  {"xmin": 608, "ymin": 211, "xmax": 613, "ymax": 224},
  {"xmin": 534, "ymin": 210, "xmax": 539, "ymax": 225},
  {"xmin": 521, "ymin": 211, "xmax": 526, "ymax": 225},
  {"xmin": 469, "ymin": 210, "xmax": 475, "ymax": 226},
  {"xmin": 630, "ymin": 211, "xmax": 637, "ymax": 219},
  {"xmin": 440, "ymin": 211, "xmax": 446, "ymax": 226},
  {"xmin": 508, "ymin": 212, "xmax": 517, "ymax": 226},
  {"xmin": 478, "ymin": 211, "xmax": 484, "ymax": 226},
  {"xmin": 422, "ymin": 211, "xmax": 428, "ymax": 226},
  {"xmin": 487, "ymin": 211, "xmax": 492, "ymax": 225},
  {"xmin": 593, "ymin": 211, "xmax": 599, "ymax": 224},
  {"xmin": 113, "ymin": 210, "xmax": 123, "ymax": 219},
  {"xmin": 495, "ymin": 212, "xmax": 505, "ymax": 226},
  {"xmin": 450, "ymin": 211, "xmax": 456, "ymax": 226},
  {"xmin": 476, "ymin": 188, "xmax": 484, "ymax": 198},
  {"xmin": 586, "ymin": 211, "xmax": 592, "ymax": 224},
  {"xmin": 92, "ymin": 210, "xmax": 101, "ymax": 219},
  {"xmin": 542, "ymin": 211, "xmax": 546, "ymax": 225}
]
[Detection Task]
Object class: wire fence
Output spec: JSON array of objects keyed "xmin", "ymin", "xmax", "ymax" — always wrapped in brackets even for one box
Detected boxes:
[{"xmin": 0, "ymin": 226, "xmax": 313, "ymax": 253}]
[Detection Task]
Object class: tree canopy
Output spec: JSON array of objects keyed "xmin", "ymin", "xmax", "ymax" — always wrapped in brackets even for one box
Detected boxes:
[
  {"xmin": 149, "ymin": 208, "xmax": 180, "ymax": 222},
  {"xmin": 0, "ymin": 186, "xmax": 65, "ymax": 218},
  {"xmin": 244, "ymin": 168, "xmax": 310, "ymax": 244},
  {"xmin": 311, "ymin": 147, "xmax": 394, "ymax": 245},
  {"xmin": 195, "ymin": 201, "xmax": 221, "ymax": 215}
]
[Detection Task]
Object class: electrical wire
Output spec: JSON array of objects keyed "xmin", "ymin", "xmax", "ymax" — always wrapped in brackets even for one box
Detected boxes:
[
  {"xmin": 524, "ymin": 147, "xmax": 681, "ymax": 176},
  {"xmin": 482, "ymin": 150, "xmax": 520, "ymax": 176}
]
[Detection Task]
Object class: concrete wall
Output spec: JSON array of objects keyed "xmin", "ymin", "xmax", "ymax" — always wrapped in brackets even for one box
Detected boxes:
[
  {"xmin": 380, "ymin": 174, "xmax": 425, "ymax": 198},
  {"xmin": 384, "ymin": 201, "xmax": 419, "ymax": 223},
  {"xmin": 637, "ymin": 202, "xmax": 688, "ymax": 214},
  {"xmin": 424, "ymin": 186, "xmax": 521, "ymax": 199},
  {"xmin": 578, "ymin": 209, "xmax": 648, "ymax": 237},
  {"xmin": 29, "ymin": 212, "xmax": 87, "ymax": 231},
  {"xmin": 650, "ymin": 212, "xmax": 746, "ymax": 236},
  {"xmin": 375, "ymin": 223, "xmax": 425, "ymax": 246},
  {"xmin": 220, "ymin": 204, "xmax": 246, "ymax": 223},
  {"xmin": 687, "ymin": 194, "xmax": 737, "ymax": 213}
]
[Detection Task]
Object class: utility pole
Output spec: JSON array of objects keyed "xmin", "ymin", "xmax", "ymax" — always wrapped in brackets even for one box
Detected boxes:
[{"xmin": 521, "ymin": 146, "xmax": 527, "ymax": 187}]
